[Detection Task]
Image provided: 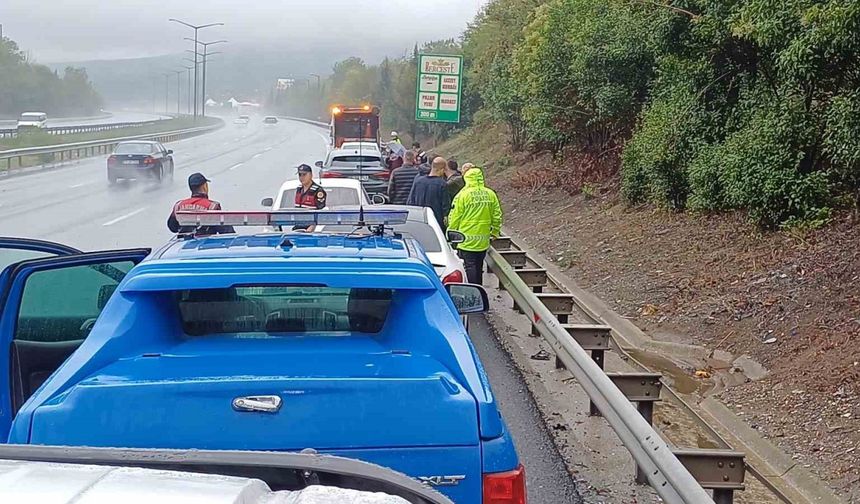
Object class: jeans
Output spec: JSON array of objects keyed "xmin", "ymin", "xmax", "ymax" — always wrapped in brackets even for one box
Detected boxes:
[{"xmin": 458, "ymin": 249, "xmax": 488, "ymax": 285}]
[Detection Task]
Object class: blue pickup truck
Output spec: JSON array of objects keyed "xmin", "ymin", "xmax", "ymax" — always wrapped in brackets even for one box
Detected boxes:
[{"xmin": 0, "ymin": 210, "xmax": 525, "ymax": 504}]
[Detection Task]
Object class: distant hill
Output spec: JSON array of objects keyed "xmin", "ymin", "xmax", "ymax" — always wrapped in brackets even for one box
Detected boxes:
[{"xmin": 49, "ymin": 44, "xmax": 399, "ymax": 109}]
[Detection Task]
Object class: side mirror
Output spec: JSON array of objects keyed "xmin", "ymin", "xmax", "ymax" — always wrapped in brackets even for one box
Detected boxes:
[
  {"xmin": 166, "ymin": 149, "xmax": 173, "ymax": 155},
  {"xmin": 97, "ymin": 284, "xmax": 118, "ymax": 310},
  {"xmin": 446, "ymin": 230, "xmax": 465, "ymax": 244},
  {"xmin": 371, "ymin": 194, "xmax": 387, "ymax": 205},
  {"xmin": 261, "ymin": 197, "xmax": 274, "ymax": 208},
  {"xmin": 445, "ymin": 283, "xmax": 489, "ymax": 315},
  {"xmin": 314, "ymin": 161, "xmax": 324, "ymax": 168}
]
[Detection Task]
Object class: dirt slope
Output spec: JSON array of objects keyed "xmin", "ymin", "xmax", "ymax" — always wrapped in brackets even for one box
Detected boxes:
[{"xmin": 439, "ymin": 125, "xmax": 860, "ymax": 500}]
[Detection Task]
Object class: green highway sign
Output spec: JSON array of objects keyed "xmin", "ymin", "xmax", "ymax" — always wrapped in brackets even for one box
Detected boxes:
[{"xmin": 415, "ymin": 54, "xmax": 463, "ymax": 123}]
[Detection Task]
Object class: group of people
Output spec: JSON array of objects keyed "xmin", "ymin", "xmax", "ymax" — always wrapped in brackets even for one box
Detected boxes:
[
  {"xmin": 387, "ymin": 141, "xmax": 502, "ymax": 286},
  {"xmin": 168, "ymin": 136, "xmax": 503, "ymax": 287}
]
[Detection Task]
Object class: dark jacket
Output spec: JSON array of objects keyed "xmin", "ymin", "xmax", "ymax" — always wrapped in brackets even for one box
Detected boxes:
[
  {"xmin": 417, "ymin": 162, "xmax": 431, "ymax": 176},
  {"xmin": 388, "ymin": 163, "xmax": 420, "ymax": 205},
  {"xmin": 407, "ymin": 175, "xmax": 451, "ymax": 229},
  {"xmin": 446, "ymin": 172, "xmax": 465, "ymax": 198}
]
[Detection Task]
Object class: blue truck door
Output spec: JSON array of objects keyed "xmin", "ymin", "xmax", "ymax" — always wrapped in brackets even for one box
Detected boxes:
[{"xmin": 0, "ymin": 248, "xmax": 150, "ymax": 440}]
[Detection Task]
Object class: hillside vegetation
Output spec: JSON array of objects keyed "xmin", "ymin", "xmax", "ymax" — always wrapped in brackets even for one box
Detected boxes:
[
  {"xmin": 296, "ymin": 0, "xmax": 860, "ymax": 229},
  {"xmin": 0, "ymin": 36, "xmax": 102, "ymax": 118}
]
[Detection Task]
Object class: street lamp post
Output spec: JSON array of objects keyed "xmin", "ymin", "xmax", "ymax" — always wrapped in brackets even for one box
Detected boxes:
[
  {"xmin": 168, "ymin": 18, "xmax": 223, "ymax": 119},
  {"xmin": 310, "ymin": 73, "xmax": 321, "ymax": 92},
  {"xmin": 181, "ymin": 65, "xmax": 194, "ymax": 115},
  {"xmin": 186, "ymin": 39, "xmax": 226, "ymax": 118},
  {"xmin": 171, "ymin": 70, "xmax": 183, "ymax": 115},
  {"xmin": 161, "ymin": 73, "xmax": 171, "ymax": 115}
]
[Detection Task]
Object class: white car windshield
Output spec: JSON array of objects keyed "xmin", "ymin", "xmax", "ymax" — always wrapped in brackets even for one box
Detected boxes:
[{"xmin": 279, "ymin": 187, "xmax": 361, "ymax": 208}]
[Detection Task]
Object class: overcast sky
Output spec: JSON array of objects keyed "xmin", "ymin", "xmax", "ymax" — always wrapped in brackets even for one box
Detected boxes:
[{"xmin": 1, "ymin": 0, "xmax": 488, "ymax": 62}]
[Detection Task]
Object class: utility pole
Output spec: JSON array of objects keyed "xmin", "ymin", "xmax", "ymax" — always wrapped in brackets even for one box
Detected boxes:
[
  {"xmin": 172, "ymin": 70, "xmax": 183, "ymax": 115},
  {"xmin": 181, "ymin": 65, "xmax": 194, "ymax": 115},
  {"xmin": 187, "ymin": 39, "xmax": 226, "ymax": 118},
  {"xmin": 169, "ymin": 19, "xmax": 223, "ymax": 119},
  {"xmin": 161, "ymin": 73, "xmax": 171, "ymax": 115}
]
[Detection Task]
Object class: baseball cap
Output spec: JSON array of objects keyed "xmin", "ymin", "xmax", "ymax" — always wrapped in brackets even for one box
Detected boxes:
[
  {"xmin": 188, "ymin": 172, "xmax": 210, "ymax": 189},
  {"xmin": 297, "ymin": 164, "xmax": 313, "ymax": 174}
]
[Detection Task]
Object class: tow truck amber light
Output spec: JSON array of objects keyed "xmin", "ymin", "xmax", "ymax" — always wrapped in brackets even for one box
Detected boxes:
[
  {"xmin": 331, "ymin": 107, "xmax": 342, "ymax": 115},
  {"xmin": 175, "ymin": 210, "xmax": 409, "ymax": 228},
  {"xmin": 483, "ymin": 465, "xmax": 526, "ymax": 504},
  {"xmin": 442, "ymin": 270, "xmax": 463, "ymax": 284}
]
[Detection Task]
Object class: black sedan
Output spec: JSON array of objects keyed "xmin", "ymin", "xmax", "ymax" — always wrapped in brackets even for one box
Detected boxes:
[{"xmin": 107, "ymin": 141, "xmax": 174, "ymax": 185}]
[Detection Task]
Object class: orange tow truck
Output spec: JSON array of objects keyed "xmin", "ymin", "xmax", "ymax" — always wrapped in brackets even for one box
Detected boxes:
[{"xmin": 330, "ymin": 105, "xmax": 380, "ymax": 149}]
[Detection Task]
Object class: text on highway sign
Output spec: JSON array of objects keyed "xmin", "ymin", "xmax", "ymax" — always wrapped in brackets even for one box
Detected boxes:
[{"xmin": 415, "ymin": 54, "xmax": 463, "ymax": 124}]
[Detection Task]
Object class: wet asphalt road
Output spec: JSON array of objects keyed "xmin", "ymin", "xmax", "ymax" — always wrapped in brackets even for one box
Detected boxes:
[
  {"xmin": 469, "ymin": 315, "xmax": 583, "ymax": 503},
  {"xmin": 0, "ymin": 118, "xmax": 582, "ymax": 502}
]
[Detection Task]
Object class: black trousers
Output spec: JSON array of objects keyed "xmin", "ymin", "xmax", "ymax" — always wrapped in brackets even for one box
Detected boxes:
[{"xmin": 458, "ymin": 249, "xmax": 488, "ymax": 285}]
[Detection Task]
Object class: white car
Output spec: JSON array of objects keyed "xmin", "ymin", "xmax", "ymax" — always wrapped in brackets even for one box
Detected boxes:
[
  {"xmin": 319, "ymin": 205, "xmax": 467, "ymax": 285},
  {"xmin": 233, "ymin": 115, "xmax": 250, "ymax": 126},
  {"xmin": 261, "ymin": 178, "xmax": 373, "ymax": 210},
  {"xmin": 340, "ymin": 141, "xmax": 382, "ymax": 154}
]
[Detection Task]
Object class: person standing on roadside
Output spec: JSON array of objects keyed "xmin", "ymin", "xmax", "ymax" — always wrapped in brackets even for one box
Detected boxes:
[
  {"xmin": 388, "ymin": 150, "xmax": 420, "ymax": 205},
  {"xmin": 167, "ymin": 172, "xmax": 235, "ymax": 235},
  {"xmin": 445, "ymin": 159, "xmax": 465, "ymax": 198},
  {"xmin": 417, "ymin": 151, "xmax": 436, "ymax": 176},
  {"xmin": 408, "ymin": 157, "xmax": 451, "ymax": 230},
  {"xmin": 447, "ymin": 166, "xmax": 502, "ymax": 285},
  {"xmin": 412, "ymin": 141, "xmax": 428, "ymax": 165}
]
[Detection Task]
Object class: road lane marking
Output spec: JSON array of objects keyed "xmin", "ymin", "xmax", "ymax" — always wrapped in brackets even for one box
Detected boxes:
[
  {"xmin": 229, "ymin": 163, "xmax": 243, "ymax": 171},
  {"xmin": 69, "ymin": 182, "xmax": 94, "ymax": 188},
  {"xmin": 264, "ymin": 147, "xmax": 273, "ymax": 152},
  {"xmin": 102, "ymin": 207, "xmax": 147, "ymax": 226},
  {"xmin": 252, "ymin": 153, "xmax": 262, "ymax": 159}
]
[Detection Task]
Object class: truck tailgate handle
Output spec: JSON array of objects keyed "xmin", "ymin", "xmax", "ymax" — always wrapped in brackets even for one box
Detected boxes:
[{"xmin": 232, "ymin": 395, "xmax": 282, "ymax": 413}]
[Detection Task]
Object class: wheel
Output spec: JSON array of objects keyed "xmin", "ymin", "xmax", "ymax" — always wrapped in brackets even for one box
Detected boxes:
[
  {"xmin": 169, "ymin": 161, "xmax": 175, "ymax": 181},
  {"xmin": 107, "ymin": 172, "xmax": 117, "ymax": 185},
  {"xmin": 155, "ymin": 164, "xmax": 164, "ymax": 183}
]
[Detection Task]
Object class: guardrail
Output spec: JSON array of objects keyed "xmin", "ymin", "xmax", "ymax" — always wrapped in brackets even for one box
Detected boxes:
[
  {"xmin": 0, "ymin": 120, "xmax": 223, "ymax": 172},
  {"xmin": 279, "ymin": 116, "xmax": 329, "ymax": 128},
  {"xmin": 487, "ymin": 237, "xmax": 752, "ymax": 504},
  {"xmin": 0, "ymin": 119, "xmax": 167, "ymax": 139}
]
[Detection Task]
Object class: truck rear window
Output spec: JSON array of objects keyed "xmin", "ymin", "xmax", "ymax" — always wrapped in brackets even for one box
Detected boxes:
[{"xmin": 177, "ymin": 286, "xmax": 392, "ymax": 336}]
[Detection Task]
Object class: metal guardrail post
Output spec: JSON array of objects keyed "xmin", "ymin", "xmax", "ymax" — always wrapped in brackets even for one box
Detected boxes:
[{"xmin": 487, "ymin": 247, "xmax": 715, "ymax": 504}]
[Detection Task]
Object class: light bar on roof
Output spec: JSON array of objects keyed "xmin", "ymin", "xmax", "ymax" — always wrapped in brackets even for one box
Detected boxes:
[{"xmin": 175, "ymin": 210, "xmax": 409, "ymax": 229}]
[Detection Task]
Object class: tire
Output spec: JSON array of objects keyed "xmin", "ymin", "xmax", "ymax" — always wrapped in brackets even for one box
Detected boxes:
[
  {"xmin": 107, "ymin": 172, "xmax": 117, "ymax": 185},
  {"xmin": 155, "ymin": 164, "xmax": 164, "ymax": 183},
  {"xmin": 169, "ymin": 161, "xmax": 175, "ymax": 181}
]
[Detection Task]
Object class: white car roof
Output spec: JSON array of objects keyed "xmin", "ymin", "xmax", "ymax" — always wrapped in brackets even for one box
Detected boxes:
[
  {"xmin": 0, "ymin": 459, "xmax": 411, "ymax": 504},
  {"xmin": 276, "ymin": 177, "xmax": 364, "ymax": 193}
]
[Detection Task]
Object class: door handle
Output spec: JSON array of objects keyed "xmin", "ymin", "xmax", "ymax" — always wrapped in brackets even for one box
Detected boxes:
[{"xmin": 232, "ymin": 395, "xmax": 282, "ymax": 413}]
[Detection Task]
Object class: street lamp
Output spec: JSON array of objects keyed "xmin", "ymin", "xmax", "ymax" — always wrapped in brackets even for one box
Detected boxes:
[
  {"xmin": 168, "ymin": 18, "xmax": 223, "ymax": 119},
  {"xmin": 161, "ymin": 72, "xmax": 171, "ymax": 115},
  {"xmin": 186, "ymin": 38, "xmax": 227, "ymax": 118},
  {"xmin": 180, "ymin": 65, "xmax": 194, "ymax": 115},
  {"xmin": 171, "ymin": 70, "xmax": 184, "ymax": 115}
]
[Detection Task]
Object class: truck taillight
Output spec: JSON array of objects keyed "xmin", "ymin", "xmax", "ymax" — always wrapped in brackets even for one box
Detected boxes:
[
  {"xmin": 483, "ymin": 465, "xmax": 526, "ymax": 504},
  {"xmin": 442, "ymin": 270, "xmax": 464, "ymax": 284},
  {"xmin": 321, "ymin": 171, "xmax": 344, "ymax": 178}
]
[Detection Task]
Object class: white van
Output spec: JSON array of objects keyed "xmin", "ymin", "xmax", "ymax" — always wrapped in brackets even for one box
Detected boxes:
[{"xmin": 17, "ymin": 112, "xmax": 48, "ymax": 129}]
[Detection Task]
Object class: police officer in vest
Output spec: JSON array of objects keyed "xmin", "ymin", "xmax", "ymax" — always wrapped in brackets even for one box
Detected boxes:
[
  {"xmin": 293, "ymin": 164, "xmax": 327, "ymax": 232},
  {"xmin": 167, "ymin": 172, "xmax": 235, "ymax": 235}
]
